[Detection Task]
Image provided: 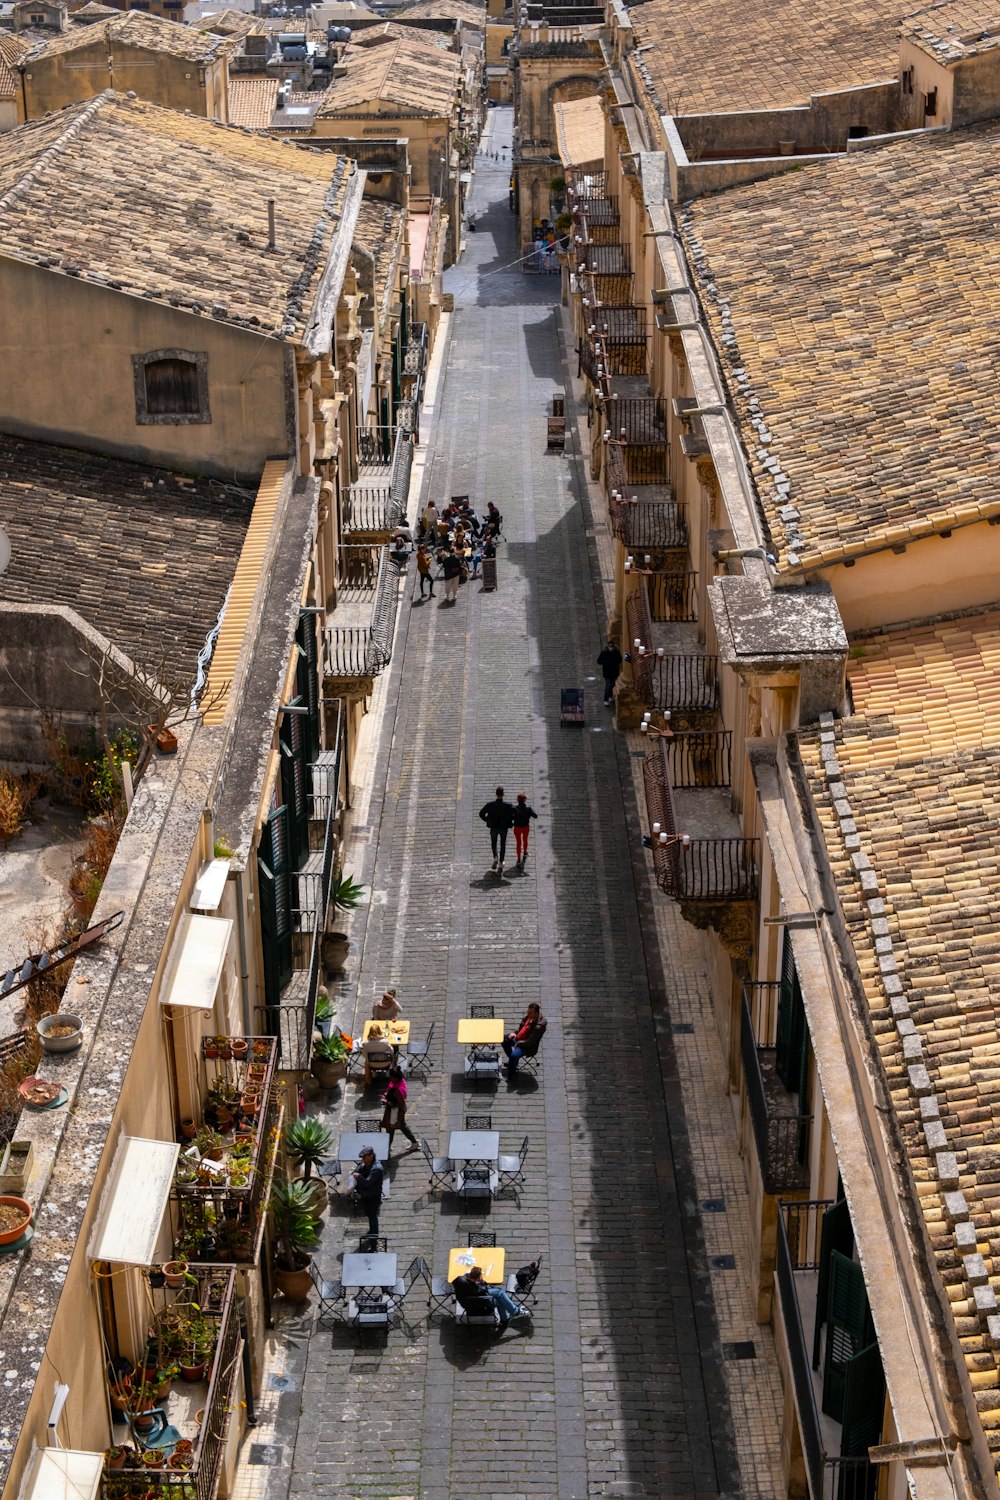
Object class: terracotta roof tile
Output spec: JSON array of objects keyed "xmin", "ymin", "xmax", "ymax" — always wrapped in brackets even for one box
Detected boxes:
[
  {"xmin": 799, "ymin": 612, "xmax": 1000, "ymax": 1450},
  {"xmin": 0, "ymin": 33, "xmax": 28, "ymax": 99},
  {"xmin": 23, "ymin": 9, "xmax": 226, "ymax": 62},
  {"xmin": 353, "ymin": 196, "xmax": 403, "ymax": 317},
  {"xmin": 0, "ymin": 432, "xmax": 251, "ymax": 676},
  {"xmin": 319, "ymin": 35, "xmax": 460, "ymax": 115},
  {"xmin": 349, "ymin": 19, "xmax": 450, "ymax": 48},
  {"xmin": 679, "ymin": 123, "xmax": 1000, "ymax": 570},
  {"xmin": 631, "ymin": 0, "xmax": 902, "ymax": 114},
  {"xmin": 399, "ymin": 0, "xmax": 484, "ymax": 23},
  {"xmin": 228, "ymin": 75, "xmax": 278, "ymax": 128},
  {"xmin": 0, "ymin": 91, "xmax": 357, "ymax": 339},
  {"xmin": 902, "ymin": 0, "xmax": 1000, "ymax": 61}
]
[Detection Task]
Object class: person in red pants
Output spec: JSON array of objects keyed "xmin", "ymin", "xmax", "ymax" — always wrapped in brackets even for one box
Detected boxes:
[{"xmin": 512, "ymin": 793, "xmax": 537, "ymax": 871}]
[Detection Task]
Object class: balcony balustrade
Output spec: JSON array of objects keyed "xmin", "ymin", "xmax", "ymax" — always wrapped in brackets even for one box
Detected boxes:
[
  {"xmin": 662, "ymin": 729, "xmax": 732, "ymax": 789},
  {"xmin": 170, "ymin": 1037, "xmax": 280, "ymax": 1266},
  {"xmin": 776, "ymin": 1204, "xmax": 880, "ymax": 1500},
  {"xmin": 103, "ymin": 1267, "xmax": 242, "ymax": 1500},
  {"xmin": 325, "ymin": 543, "xmax": 399, "ymax": 678},
  {"xmin": 643, "ymin": 740, "xmax": 760, "ymax": 901},
  {"xmin": 739, "ymin": 989, "xmax": 810, "ymax": 1194}
]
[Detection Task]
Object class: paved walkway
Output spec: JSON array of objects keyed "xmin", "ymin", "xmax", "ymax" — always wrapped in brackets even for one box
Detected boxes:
[{"xmin": 234, "ymin": 108, "xmax": 784, "ymax": 1500}]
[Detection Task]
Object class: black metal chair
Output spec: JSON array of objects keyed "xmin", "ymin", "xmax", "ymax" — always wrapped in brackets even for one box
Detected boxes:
[
  {"xmin": 406, "ymin": 1020, "xmax": 435, "ymax": 1081},
  {"xmin": 498, "ymin": 1135, "xmax": 529, "ymax": 1192},
  {"xmin": 393, "ymin": 1255, "xmax": 428, "ymax": 1301},
  {"xmin": 348, "ymin": 1291, "xmax": 395, "ymax": 1334},
  {"xmin": 467, "ymin": 1230, "xmax": 496, "ymax": 1249},
  {"xmin": 464, "ymin": 1114, "xmax": 492, "ymax": 1131},
  {"xmin": 357, "ymin": 1234, "xmax": 388, "ymax": 1254},
  {"xmin": 505, "ymin": 1253, "xmax": 543, "ymax": 1305},
  {"xmin": 470, "ymin": 1004, "xmax": 494, "ymax": 1018},
  {"xmin": 420, "ymin": 1137, "xmax": 453, "ymax": 1191},
  {"xmin": 456, "ymin": 1165, "xmax": 494, "ymax": 1200},
  {"xmin": 309, "ymin": 1260, "xmax": 345, "ymax": 1328},
  {"xmin": 354, "ymin": 1117, "xmax": 383, "ymax": 1133}
]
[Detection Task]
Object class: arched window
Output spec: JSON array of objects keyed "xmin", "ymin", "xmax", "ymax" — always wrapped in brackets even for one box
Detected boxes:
[{"xmin": 132, "ymin": 349, "xmax": 210, "ymax": 425}]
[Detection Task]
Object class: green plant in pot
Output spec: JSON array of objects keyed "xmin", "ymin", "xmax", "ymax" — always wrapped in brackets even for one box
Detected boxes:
[
  {"xmin": 286, "ymin": 1117, "xmax": 334, "ymax": 1216},
  {"xmin": 321, "ymin": 872, "xmax": 366, "ymax": 973},
  {"xmin": 270, "ymin": 1178, "xmax": 318, "ymax": 1300},
  {"xmin": 310, "ymin": 1030, "xmax": 348, "ymax": 1089},
  {"xmin": 315, "ymin": 989, "xmax": 334, "ymax": 1037}
]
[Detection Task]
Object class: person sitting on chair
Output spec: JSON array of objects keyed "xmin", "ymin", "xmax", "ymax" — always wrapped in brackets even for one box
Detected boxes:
[
  {"xmin": 363, "ymin": 1024, "xmax": 394, "ymax": 1085},
  {"xmin": 502, "ymin": 1003, "xmax": 546, "ymax": 1077},
  {"xmin": 452, "ymin": 1265, "xmax": 529, "ymax": 1329}
]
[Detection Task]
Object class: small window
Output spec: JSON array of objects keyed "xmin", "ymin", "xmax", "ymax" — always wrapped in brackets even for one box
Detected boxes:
[
  {"xmin": 924, "ymin": 88, "xmax": 938, "ymax": 116},
  {"xmin": 847, "ymin": 124, "xmax": 868, "ymax": 139},
  {"xmin": 900, "ymin": 67, "xmax": 913, "ymax": 94},
  {"xmin": 132, "ymin": 349, "xmax": 210, "ymax": 425}
]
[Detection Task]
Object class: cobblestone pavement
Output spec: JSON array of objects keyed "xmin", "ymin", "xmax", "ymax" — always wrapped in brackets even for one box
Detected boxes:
[{"xmin": 240, "ymin": 109, "xmax": 781, "ymax": 1500}]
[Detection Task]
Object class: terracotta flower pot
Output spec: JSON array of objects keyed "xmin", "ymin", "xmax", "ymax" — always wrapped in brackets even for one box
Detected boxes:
[
  {"xmin": 0, "ymin": 1195, "xmax": 32, "ymax": 1246},
  {"xmin": 231, "ymin": 1040, "xmax": 248, "ymax": 1058},
  {"xmin": 180, "ymin": 1362, "xmax": 207, "ymax": 1383},
  {"xmin": 163, "ymin": 1260, "xmax": 188, "ymax": 1289}
]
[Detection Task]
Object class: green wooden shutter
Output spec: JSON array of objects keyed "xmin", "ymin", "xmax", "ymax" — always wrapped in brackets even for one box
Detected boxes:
[
  {"xmin": 295, "ymin": 621, "xmax": 321, "ymax": 761},
  {"xmin": 822, "ymin": 1251, "xmax": 874, "ymax": 1423},
  {"xmin": 258, "ymin": 807, "xmax": 292, "ymax": 1007},
  {"xmin": 814, "ymin": 1199, "xmax": 856, "ymax": 1368},
  {"xmin": 776, "ymin": 930, "xmax": 806, "ymax": 1092},
  {"xmin": 279, "ymin": 700, "xmax": 309, "ymax": 871},
  {"xmin": 840, "ymin": 1340, "xmax": 885, "ymax": 1462}
]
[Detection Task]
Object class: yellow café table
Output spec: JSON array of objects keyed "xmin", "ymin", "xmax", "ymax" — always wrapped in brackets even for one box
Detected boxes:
[
  {"xmin": 447, "ymin": 1246, "xmax": 506, "ymax": 1284},
  {"xmin": 456, "ymin": 1018, "xmax": 504, "ymax": 1046},
  {"xmin": 362, "ymin": 1019, "xmax": 410, "ymax": 1045}
]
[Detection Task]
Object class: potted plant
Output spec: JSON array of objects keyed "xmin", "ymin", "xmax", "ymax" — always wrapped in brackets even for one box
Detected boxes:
[
  {"xmin": 321, "ymin": 871, "xmax": 366, "ymax": 972},
  {"xmin": 194, "ymin": 1127, "xmax": 224, "ymax": 1161},
  {"xmin": 0, "ymin": 1141, "xmax": 33, "ymax": 1195},
  {"xmin": 148, "ymin": 1264, "xmax": 166, "ymax": 1290},
  {"xmin": 314, "ymin": 990, "xmax": 334, "ymax": 1038},
  {"xmin": 175, "ymin": 1161, "xmax": 197, "ymax": 1188},
  {"xmin": 0, "ymin": 1195, "xmax": 32, "ymax": 1245},
  {"xmin": 108, "ymin": 1373, "xmax": 133, "ymax": 1414},
  {"xmin": 251, "ymin": 1040, "xmax": 270, "ymax": 1061},
  {"xmin": 37, "ymin": 1012, "xmax": 84, "ymax": 1054},
  {"xmin": 270, "ymin": 1179, "xmax": 318, "ymax": 1299},
  {"xmin": 153, "ymin": 1363, "xmax": 179, "ymax": 1402},
  {"xmin": 310, "ymin": 1031, "xmax": 347, "ymax": 1088},
  {"xmin": 163, "ymin": 1259, "xmax": 188, "ymax": 1289},
  {"xmin": 104, "ymin": 1446, "xmax": 128, "ymax": 1471},
  {"xmin": 231, "ymin": 1038, "xmax": 248, "ymax": 1059},
  {"xmin": 285, "ymin": 1117, "xmax": 333, "ymax": 1216}
]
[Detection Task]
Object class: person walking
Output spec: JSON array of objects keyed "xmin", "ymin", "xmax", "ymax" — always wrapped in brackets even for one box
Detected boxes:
[
  {"xmin": 597, "ymin": 638, "xmax": 623, "ymax": 706},
  {"xmin": 512, "ymin": 793, "xmax": 537, "ymax": 870},
  {"xmin": 479, "ymin": 786, "xmax": 515, "ymax": 873},
  {"xmin": 380, "ymin": 1066, "xmax": 417, "ymax": 1151},
  {"xmin": 351, "ymin": 1145, "xmax": 384, "ymax": 1248},
  {"xmin": 415, "ymin": 544, "xmax": 434, "ymax": 598},
  {"xmin": 442, "ymin": 549, "xmax": 464, "ymax": 604}
]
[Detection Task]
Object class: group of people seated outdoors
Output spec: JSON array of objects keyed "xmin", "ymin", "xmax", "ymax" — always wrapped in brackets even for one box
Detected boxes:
[{"xmin": 387, "ymin": 497, "xmax": 504, "ymax": 599}]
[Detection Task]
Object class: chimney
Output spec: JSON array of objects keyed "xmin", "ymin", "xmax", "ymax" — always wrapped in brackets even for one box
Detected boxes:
[{"xmin": 267, "ymin": 198, "xmax": 276, "ymax": 250}]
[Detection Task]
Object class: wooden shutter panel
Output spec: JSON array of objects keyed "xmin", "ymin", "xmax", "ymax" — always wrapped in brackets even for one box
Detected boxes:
[
  {"xmin": 822, "ymin": 1251, "xmax": 874, "ymax": 1423},
  {"xmin": 840, "ymin": 1340, "xmax": 885, "ymax": 1464},
  {"xmin": 814, "ymin": 1198, "xmax": 856, "ymax": 1368},
  {"xmin": 776, "ymin": 929, "xmax": 806, "ymax": 1092}
]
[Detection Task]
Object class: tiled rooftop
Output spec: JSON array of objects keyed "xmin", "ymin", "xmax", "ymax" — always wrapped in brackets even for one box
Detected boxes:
[
  {"xmin": 228, "ymin": 75, "xmax": 278, "ymax": 128},
  {"xmin": 799, "ymin": 612, "xmax": 1000, "ymax": 1470},
  {"xmin": 679, "ymin": 122, "xmax": 1000, "ymax": 572},
  {"xmin": 902, "ymin": 0, "xmax": 1000, "ymax": 60},
  {"xmin": 354, "ymin": 196, "xmax": 403, "ymax": 319},
  {"xmin": 23, "ymin": 9, "xmax": 227, "ymax": 62},
  {"xmin": 349, "ymin": 19, "xmax": 450, "ymax": 48},
  {"xmin": 0, "ymin": 432, "xmax": 251, "ymax": 677},
  {"xmin": 400, "ymin": 0, "xmax": 484, "ymax": 23},
  {"xmin": 630, "ymin": 0, "xmax": 901, "ymax": 115},
  {"xmin": 320, "ymin": 35, "xmax": 460, "ymax": 114},
  {"xmin": 191, "ymin": 6, "xmax": 258, "ymax": 32},
  {"xmin": 0, "ymin": 91, "xmax": 356, "ymax": 339},
  {"xmin": 554, "ymin": 93, "xmax": 603, "ymax": 168},
  {"xmin": 0, "ymin": 32, "xmax": 27, "ymax": 98}
]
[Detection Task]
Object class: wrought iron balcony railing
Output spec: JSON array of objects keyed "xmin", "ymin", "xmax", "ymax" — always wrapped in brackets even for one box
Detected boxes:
[
  {"xmin": 739, "ymin": 992, "xmax": 810, "ymax": 1194},
  {"xmin": 643, "ymin": 740, "xmax": 760, "ymax": 901},
  {"xmin": 776, "ymin": 1205, "xmax": 879, "ymax": 1500},
  {"xmin": 325, "ymin": 544, "xmax": 399, "ymax": 678},
  {"xmin": 662, "ymin": 730, "xmax": 732, "ymax": 789},
  {"xmin": 102, "ymin": 1269, "xmax": 242, "ymax": 1500},
  {"xmin": 648, "ymin": 570, "xmax": 698, "ymax": 623}
]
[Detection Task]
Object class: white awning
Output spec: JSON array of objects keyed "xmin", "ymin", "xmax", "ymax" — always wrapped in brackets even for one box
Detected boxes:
[
  {"xmin": 89, "ymin": 1137, "xmax": 179, "ymax": 1266},
  {"xmin": 161, "ymin": 912, "xmax": 233, "ymax": 1011},
  {"xmin": 23, "ymin": 1450, "xmax": 104, "ymax": 1500},
  {"xmin": 191, "ymin": 857, "xmax": 231, "ymax": 913}
]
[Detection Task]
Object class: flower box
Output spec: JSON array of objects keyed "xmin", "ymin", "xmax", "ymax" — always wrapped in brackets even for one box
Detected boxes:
[{"xmin": 0, "ymin": 1140, "xmax": 33, "ymax": 1195}]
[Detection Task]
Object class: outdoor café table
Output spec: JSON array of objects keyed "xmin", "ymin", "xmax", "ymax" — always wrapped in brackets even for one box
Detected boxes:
[
  {"xmin": 362, "ymin": 1019, "xmax": 410, "ymax": 1045},
  {"xmin": 338, "ymin": 1130, "xmax": 391, "ymax": 1163},
  {"xmin": 448, "ymin": 1246, "xmax": 506, "ymax": 1284},
  {"xmin": 341, "ymin": 1252, "xmax": 398, "ymax": 1292},
  {"xmin": 456, "ymin": 1019, "xmax": 504, "ymax": 1065},
  {"xmin": 448, "ymin": 1129, "xmax": 500, "ymax": 1164}
]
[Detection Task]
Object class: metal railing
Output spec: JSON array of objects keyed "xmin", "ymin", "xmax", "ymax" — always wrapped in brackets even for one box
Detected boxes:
[
  {"xmin": 647, "ymin": 654, "xmax": 721, "ymax": 714},
  {"xmin": 745, "ymin": 980, "xmax": 782, "ymax": 1048},
  {"xmin": 325, "ymin": 545, "xmax": 399, "ymax": 677},
  {"xmin": 627, "ymin": 496, "xmax": 688, "ymax": 550},
  {"xmin": 740, "ymin": 995, "xmax": 811, "ymax": 1194},
  {"xmin": 577, "ymin": 243, "xmax": 631, "ymax": 275},
  {"xmin": 171, "ymin": 1044, "xmax": 281, "ymax": 1264},
  {"xmin": 255, "ymin": 710, "xmax": 344, "ymax": 1070},
  {"xmin": 643, "ymin": 742, "xmax": 760, "ymax": 901},
  {"xmin": 102, "ymin": 1270, "xmax": 241, "ymax": 1500},
  {"xmin": 591, "ymin": 271, "xmax": 635, "ymax": 306},
  {"xmin": 649, "ymin": 570, "xmax": 698, "ymax": 623},
  {"xmin": 404, "ymin": 320, "xmax": 428, "ymax": 376},
  {"xmin": 608, "ymin": 396, "xmax": 670, "ymax": 485},
  {"xmin": 390, "ymin": 425, "xmax": 413, "ymax": 523},
  {"xmin": 663, "ymin": 730, "xmax": 732, "ymax": 789},
  {"xmin": 775, "ymin": 1207, "xmax": 878, "ymax": 1500}
]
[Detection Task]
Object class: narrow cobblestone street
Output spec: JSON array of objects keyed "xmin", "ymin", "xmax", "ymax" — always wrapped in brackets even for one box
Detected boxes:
[{"xmin": 254, "ymin": 109, "xmax": 756, "ymax": 1500}]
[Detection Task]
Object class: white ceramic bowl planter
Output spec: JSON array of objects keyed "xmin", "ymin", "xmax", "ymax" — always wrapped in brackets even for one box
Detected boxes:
[{"xmin": 37, "ymin": 1013, "xmax": 84, "ymax": 1054}]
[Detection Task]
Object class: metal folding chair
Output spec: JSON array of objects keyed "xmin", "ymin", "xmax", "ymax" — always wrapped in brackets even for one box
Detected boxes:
[
  {"xmin": 464, "ymin": 1052, "xmax": 501, "ymax": 1085},
  {"xmin": 470, "ymin": 1004, "xmax": 494, "ymax": 1018},
  {"xmin": 505, "ymin": 1253, "xmax": 543, "ymax": 1305},
  {"xmin": 348, "ymin": 1293, "xmax": 395, "ymax": 1333},
  {"xmin": 354, "ymin": 1117, "xmax": 383, "ymax": 1133},
  {"xmin": 467, "ymin": 1230, "xmax": 496, "ymax": 1249},
  {"xmin": 428, "ymin": 1273, "xmax": 454, "ymax": 1315},
  {"xmin": 309, "ymin": 1260, "xmax": 345, "ymax": 1328},
  {"xmin": 456, "ymin": 1165, "xmax": 494, "ymax": 1199},
  {"xmin": 406, "ymin": 1020, "xmax": 435, "ymax": 1081},
  {"xmin": 357, "ymin": 1234, "xmax": 388, "ymax": 1253},
  {"xmin": 464, "ymin": 1114, "xmax": 492, "ymax": 1131},
  {"xmin": 420, "ymin": 1137, "xmax": 453, "ymax": 1190},
  {"xmin": 393, "ymin": 1255, "xmax": 427, "ymax": 1300},
  {"xmin": 498, "ymin": 1135, "xmax": 528, "ymax": 1192}
]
